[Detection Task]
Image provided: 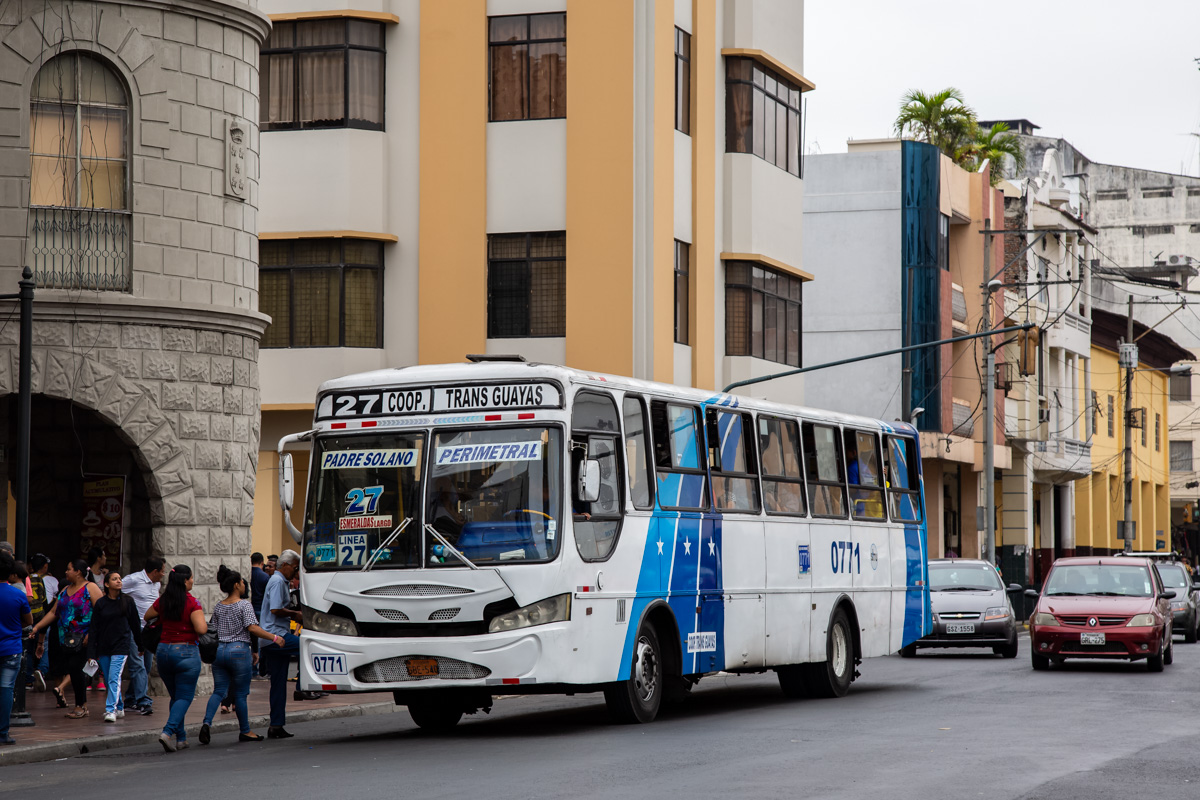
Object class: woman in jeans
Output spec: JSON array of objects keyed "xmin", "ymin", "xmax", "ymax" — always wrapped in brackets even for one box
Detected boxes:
[
  {"xmin": 145, "ymin": 564, "xmax": 206, "ymax": 753},
  {"xmin": 199, "ymin": 566, "xmax": 282, "ymax": 745},
  {"xmin": 86, "ymin": 572, "xmax": 142, "ymax": 722},
  {"xmin": 30, "ymin": 560, "xmax": 102, "ymax": 719}
]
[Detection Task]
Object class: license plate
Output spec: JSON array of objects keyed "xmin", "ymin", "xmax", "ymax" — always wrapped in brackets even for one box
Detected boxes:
[
  {"xmin": 946, "ymin": 623, "xmax": 975, "ymax": 634},
  {"xmin": 311, "ymin": 653, "xmax": 348, "ymax": 675},
  {"xmin": 1080, "ymin": 632, "xmax": 1106, "ymax": 645},
  {"xmin": 406, "ymin": 658, "xmax": 439, "ymax": 677}
]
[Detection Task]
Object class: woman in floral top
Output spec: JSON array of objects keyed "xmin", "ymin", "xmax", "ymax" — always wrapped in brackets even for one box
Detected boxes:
[{"xmin": 30, "ymin": 559, "xmax": 103, "ymax": 718}]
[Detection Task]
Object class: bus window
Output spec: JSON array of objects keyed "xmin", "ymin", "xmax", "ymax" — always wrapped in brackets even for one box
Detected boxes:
[
  {"xmin": 622, "ymin": 395, "xmax": 654, "ymax": 510},
  {"xmin": 884, "ymin": 435, "xmax": 922, "ymax": 522},
  {"xmin": 650, "ymin": 400, "xmax": 709, "ymax": 510},
  {"xmin": 572, "ymin": 391, "xmax": 623, "ymax": 561},
  {"xmin": 706, "ymin": 408, "xmax": 761, "ymax": 513},
  {"xmin": 758, "ymin": 416, "xmax": 805, "ymax": 516},
  {"xmin": 844, "ymin": 430, "xmax": 886, "ymax": 521},
  {"xmin": 801, "ymin": 422, "xmax": 846, "ymax": 518}
]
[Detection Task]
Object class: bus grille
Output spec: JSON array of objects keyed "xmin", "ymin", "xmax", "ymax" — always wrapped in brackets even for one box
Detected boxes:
[
  {"xmin": 375, "ymin": 609, "xmax": 410, "ymax": 621},
  {"xmin": 355, "ymin": 656, "xmax": 491, "ymax": 683},
  {"xmin": 428, "ymin": 608, "xmax": 461, "ymax": 621},
  {"xmin": 361, "ymin": 584, "xmax": 474, "ymax": 597}
]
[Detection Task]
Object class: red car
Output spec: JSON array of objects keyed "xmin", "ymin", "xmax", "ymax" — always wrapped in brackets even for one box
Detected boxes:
[{"xmin": 1026, "ymin": 556, "xmax": 1176, "ymax": 671}]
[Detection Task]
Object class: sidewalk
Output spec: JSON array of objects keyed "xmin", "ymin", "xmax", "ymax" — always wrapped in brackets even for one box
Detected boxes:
[{"xmin": 0, "ymin": 679, "xmax": 399, "ymax": 767}]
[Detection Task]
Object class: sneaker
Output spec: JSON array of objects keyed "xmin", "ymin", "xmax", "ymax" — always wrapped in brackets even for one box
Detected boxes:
[
  {"xmin": 116, "ymin": 710, "xmax": 125, "ymax": 719},
  {"xmin": 0, "ymin": 736, "xmax": 17, "ymax": 746},
  {"xmin": 158, "ymin": 733, "xmax": 176, "ymax": 753},
  {"xmin": 199, "ymin": 724, "xmax": 211, "ymax": 745},
  {"xmin": 176, "ymin": 740, "xmax": 189, "ymax": 750},
  {"xmin": 138, "ymin": 705, "xmax": 154, "ymax": 716},
  {"xmin": 32, "ymin": 670, "xmax": 46, "ymax": 692},
  {"xmin": 103, "ymin": 712, "xmax": 117, "ymax": 723}
]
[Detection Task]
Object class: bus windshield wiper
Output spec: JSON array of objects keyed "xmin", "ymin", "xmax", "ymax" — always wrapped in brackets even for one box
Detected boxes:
[
  {"xmin": 424, "ymin": 524, "xmax": 480, "ymax": 571},
  {"xmin": 361, "ymin": 517, "xmax": 412, "ymax": 572}
]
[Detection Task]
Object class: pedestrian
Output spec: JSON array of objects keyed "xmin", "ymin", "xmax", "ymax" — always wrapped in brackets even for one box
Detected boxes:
[
  {"xmin": 25, "ymin": 554, "xmax": 51, "ymax": 691},
  {"xmin": 259, "ymin": 549, "xmax": 302, "ymax": 739},
  {"xmin": 85, "ymin": 546, "xmax": 107, "ymax": 584},
  {"xmin": 121, "ymin": 556, "xmax": 165, "ymax": 716},
  {"xmin": 145, "ymin": 564, "xmax": 206, "ymax": 752},
  {"xmin": 0, "ymin": 552, "xmax": 33, "ymax": 745},
  {"xmin": 30, "ymin": 559, "xmax": 102, "ymax": 719},
  {"xmin": 86, "ymin": 571, "xmax": 143, "ymax": 723},
  {"xmin": 250, "ymin": 553, "xmax": 269, "ymax": 620},
  {"xmin": 199, "ymin": 565, "xmax": 283, "ymax": 745}
]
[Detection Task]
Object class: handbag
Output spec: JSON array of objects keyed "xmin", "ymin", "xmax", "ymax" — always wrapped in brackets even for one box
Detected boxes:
[
  {"xmin": 141, "ymin": 618, "xmax": 162, "ymax": 652},
  {"xmin": 61, "ymin": 631, "xmax": 85, "ymax": 652},
  {"xmin": 197, "ymin": 631, "xmax": 219, "ymax": 664}
]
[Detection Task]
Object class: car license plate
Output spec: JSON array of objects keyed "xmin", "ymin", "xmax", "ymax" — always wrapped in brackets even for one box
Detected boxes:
[
  {"xmin": 406, "ymin": 658, "xmax": 439, "ymax": 677},
  {"xmin": 946, "ymin": 623, "xmax": 975, "ymax": 634},
  {"xmin": 1080, "ymin": 632, "xmax": 1106, "ymax": 645},
  {"xmin": 311, "ymin": 653, "xmax": 348, "ymax": 675}
]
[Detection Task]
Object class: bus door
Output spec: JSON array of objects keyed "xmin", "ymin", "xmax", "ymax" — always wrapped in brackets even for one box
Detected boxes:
[
  {"xmin": 845, "ymin": 428, "xmax": 892, "ymax": 658},
  {"xmin": 802, "ymin": 421, "xmax": 852, "ymax": 662}
]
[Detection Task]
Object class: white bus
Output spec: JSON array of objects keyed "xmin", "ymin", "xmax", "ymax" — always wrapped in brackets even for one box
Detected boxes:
[{"xmin": 277, "ymin": 359, "xmax": 931, "ymax": 729}]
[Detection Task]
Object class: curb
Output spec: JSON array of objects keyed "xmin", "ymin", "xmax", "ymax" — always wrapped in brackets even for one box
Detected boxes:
[{"xmin": 0, "ymin": 700, "xmax": 399, "ymax": 768}]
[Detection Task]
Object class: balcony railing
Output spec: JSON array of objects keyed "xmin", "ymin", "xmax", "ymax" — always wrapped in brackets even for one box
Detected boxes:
[{"xmin": 27, "ymin": 206, "xmax": 132, "ymax": 292}]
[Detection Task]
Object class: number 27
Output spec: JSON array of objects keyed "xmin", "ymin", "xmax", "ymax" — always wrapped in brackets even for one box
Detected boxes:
[{"xmin": 345, "ymin": 486, "xmax": 383, "ymax": 515}]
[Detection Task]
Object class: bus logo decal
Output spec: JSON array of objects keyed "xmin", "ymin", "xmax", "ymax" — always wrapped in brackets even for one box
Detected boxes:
[{"xmin": 686, "ymin": 632, "xmax": 717, "ymax": 653}]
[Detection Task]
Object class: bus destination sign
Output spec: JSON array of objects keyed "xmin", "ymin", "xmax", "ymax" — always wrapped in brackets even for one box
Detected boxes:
[{"xmin": 317, "ymin": 382, "xmax": 562, "ymax": 420}]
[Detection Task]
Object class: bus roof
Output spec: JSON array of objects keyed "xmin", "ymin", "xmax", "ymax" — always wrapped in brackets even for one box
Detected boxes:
[{"xmin": 317, "ymin": 361, "xmax": 917, "ymax": 435}]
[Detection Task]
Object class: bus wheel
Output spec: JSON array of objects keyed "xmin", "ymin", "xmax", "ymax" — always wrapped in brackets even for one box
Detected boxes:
[
  {"xmin": 898, "ymin": 643, "xmax": 918, "ymax": 658},
  {"xmin": 407, "ymin": 701, "xmax": 464, "ymax": 733},
  {"xmin": 801, "ymin": 607, "xmax": 854, "ymax": 699},
  {"xmin": 605, "ymin": 624, "xmax": 663, "ymax": 724},
  {"xmin": 776, "ymin": 665, "xmax": 809, "ymax": 698}
]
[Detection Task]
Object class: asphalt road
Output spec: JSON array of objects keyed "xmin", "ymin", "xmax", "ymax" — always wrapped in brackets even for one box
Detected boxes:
[{"xmin": 4, "ymin": 633, "xmax": 1200, "ymax": 799}]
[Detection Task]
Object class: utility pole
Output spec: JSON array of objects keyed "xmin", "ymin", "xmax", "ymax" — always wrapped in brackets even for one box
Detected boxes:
[
  {"xmin": 1120, "ymin": 295, "xmax": 1136, "ymax": 553},
  {"xmin": 982, "ymin": 221, "xmax": 996, "ymax": 567}
]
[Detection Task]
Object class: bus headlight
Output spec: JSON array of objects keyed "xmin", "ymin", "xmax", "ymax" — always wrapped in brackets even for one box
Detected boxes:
[
  {"xmin": 488, "ymin": 594, "xmax": 571, "ymax": 633},
  {"xmin": 302, "ymin": 606, "xmax": 359, "ymax": 637}
]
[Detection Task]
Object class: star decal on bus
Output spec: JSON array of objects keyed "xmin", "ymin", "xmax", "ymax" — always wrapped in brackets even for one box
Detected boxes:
[
  {"xmin": 656, "ymin": 538, "xmax": 664, "ymax": 555},
  {"xmin": 683, "ymin": 537, "xmax": 692, "ymax": 555},
  {"xmin": 708, "ymin": 539, "xmax": 717, "ymax": 556}
]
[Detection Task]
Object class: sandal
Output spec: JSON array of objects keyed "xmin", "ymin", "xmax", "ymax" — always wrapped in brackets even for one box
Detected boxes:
[
  {"xmin": 65, "ymin": 708, "xmax": 88, "ymax": 719},
  {"xmin": 52, "ymin": 687, "xmax": 68, "ymax": 708}
]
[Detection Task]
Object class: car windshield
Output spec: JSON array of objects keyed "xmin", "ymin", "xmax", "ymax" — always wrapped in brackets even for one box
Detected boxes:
[
  {"xmin": 303, "ymin": 433, "xmax": 425, "ymax": 570},
  {"xmin": 928, "ymin": 564, "xmax": 1003, "ymax": 592},
  {"xmin": 426, "ymin": 426, "xmax": 562, "ymax": 566},
  {"xmin": 1044, "ymin": 564, "xmax": 1154, "ymax": 597},
  {"xmin": 1155, "ymin": 564, "xmax": 1190, "ymax": 590}
]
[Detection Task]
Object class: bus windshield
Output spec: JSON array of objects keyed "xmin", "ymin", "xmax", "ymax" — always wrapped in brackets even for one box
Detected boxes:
[
  {"xmin": 303, "ymin": 433, "xmax": 425, "ymax": 571},
  {"xmin": 426, "ymin": 425, "xmax": 562, "ymax": 566}
]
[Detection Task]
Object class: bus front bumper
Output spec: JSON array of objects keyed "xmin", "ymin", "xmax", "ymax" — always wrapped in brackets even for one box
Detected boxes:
[{"xmin": 298, "ymin": 625, "xmax": 571, "ymax": 693}]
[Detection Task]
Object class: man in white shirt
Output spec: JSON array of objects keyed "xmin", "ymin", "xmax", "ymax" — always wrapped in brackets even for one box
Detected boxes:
[{"xmin": 120, "ymin": 557, "xmax": 165, "ymax": 714}]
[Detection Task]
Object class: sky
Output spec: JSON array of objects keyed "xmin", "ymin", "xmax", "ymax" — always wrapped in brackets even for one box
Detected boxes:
[{"xmin": 803, "ymin": 0, "xmax": 1200, "ymax": 176}]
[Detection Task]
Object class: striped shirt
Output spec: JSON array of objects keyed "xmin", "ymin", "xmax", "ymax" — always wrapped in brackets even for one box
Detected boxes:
[{"xmin": 209, "ymin": 599, "xmax": 258, "ymax": 644}]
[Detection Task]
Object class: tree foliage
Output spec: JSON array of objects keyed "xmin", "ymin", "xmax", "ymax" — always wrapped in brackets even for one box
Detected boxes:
[{"xmin": 893, "ymin": 88, "xmax": 1025, "ymax": 185}]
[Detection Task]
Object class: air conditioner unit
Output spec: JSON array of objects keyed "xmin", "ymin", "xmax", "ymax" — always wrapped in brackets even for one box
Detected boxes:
[
  {"xmin": 1166, "ymin": 254, "xmax": 1193, "ymax": 267},
  {"xmin": 1037, "ymin": 408, "xmax": 1051, "ymax": 424}
]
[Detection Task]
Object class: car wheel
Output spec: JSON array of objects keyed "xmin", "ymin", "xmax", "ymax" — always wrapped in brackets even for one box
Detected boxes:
[
  {"xmin": 1147, "ymin": 638, "xmax": 1165, "ymax": 672},
  {"xmin": 899, "ymin": 643, "xmax": 917, "ymax": 659},
  {"xmin": 1186, "ymin": 614, "xmax": 1198, "ymax": 644},
  {"xmin": 1031, "ymin": 651, "xmax": 1049, "ymax": 671},
  {"xmin": 407, "ymin": 702, "xmax": 463, "ymax": 733},
  {"xmin": 604, "ymin": 623, "xmax": 663, "ymax": 724},
  {"xmin": 1163, "ymin": 636, "xmax": 1174, "ymax": 666},
  {"xmin": 799, "ymin": 606, "xmax": 856, "ymax": 699},
  {"xmin": 995, "ymin": 635, "xmax": 1019, "ymax": 659}
]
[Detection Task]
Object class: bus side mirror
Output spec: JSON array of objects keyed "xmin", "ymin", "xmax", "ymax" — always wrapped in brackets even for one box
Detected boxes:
[
  {"xmin": 279, "ymin": 452, "xmax": 295, "ymax": 512},
  {"xmin": 577, "ymin": 460, "xmax": 600, "ymax": 504}
]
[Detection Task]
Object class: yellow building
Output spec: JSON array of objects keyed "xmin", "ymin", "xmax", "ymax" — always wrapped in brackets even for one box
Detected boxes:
[
  {"xmin": 1074, "ymin": 309, "xmax": 1190, "ymax": 555},
  {"xmin": 250, "ymin": 1, "xmax": 814, "ymax": 556}
]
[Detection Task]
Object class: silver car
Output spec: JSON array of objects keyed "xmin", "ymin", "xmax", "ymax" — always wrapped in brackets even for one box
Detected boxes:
[{"xmin": 901, "ymin": 558, "xmax": 1021, "ymax": 658}]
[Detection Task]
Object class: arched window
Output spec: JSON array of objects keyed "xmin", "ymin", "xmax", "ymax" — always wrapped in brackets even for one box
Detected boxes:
[{"xmin": 28, "ymin": 52, "xmax": 130, "ymax": 290}]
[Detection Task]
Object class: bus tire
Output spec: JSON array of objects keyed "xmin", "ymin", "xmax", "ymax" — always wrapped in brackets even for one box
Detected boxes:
[
  {"xmin": 801, "ymin": 606, "xmax": 854, "ymax": 699},
  {"xmin": 604, "ymin": 624, "xmax": 663, "ymax": 724},
  {"xmin": 776, "ymin": 665, "xmax": 809, "ymax": 699},
  {"xmin": 898, "ymin": 643, "xmax": 917, "ymax": 658},
  {"xmin": 407, "ymin": 701, "xmax": 464, "ymax": 733}
]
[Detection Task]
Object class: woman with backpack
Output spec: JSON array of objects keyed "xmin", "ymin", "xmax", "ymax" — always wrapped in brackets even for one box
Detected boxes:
[
  {"xmin": 145, "ymin": 564, "xmax": 206, "ymax": 752},
  {"xmin": 199, "ymin": 565, "xmax": 284, "ymax": 745},
  {"xmin": 29, "ymin": 559, "xmax": 102, "ymax": 719},
  {"xmin": 86, "ymin": 572, "xmax": 143, "ymax": 722}
]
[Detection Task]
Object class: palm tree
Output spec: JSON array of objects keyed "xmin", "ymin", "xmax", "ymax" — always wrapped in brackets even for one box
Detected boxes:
[
  {"xmin": 970, "ymin": 121, "xmax": 1027, "ymax": 185},
  {"xmin": 893, "ymin": 88, "xmax": 977, "ymax": 163}
]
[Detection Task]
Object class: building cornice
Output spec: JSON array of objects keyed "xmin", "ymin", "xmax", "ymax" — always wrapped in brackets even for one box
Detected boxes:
[{"xmin": 1, "ymin": 293, "xmax": 271, "ymax": 338}]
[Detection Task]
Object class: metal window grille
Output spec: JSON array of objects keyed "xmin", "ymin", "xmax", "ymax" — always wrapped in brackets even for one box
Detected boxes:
[{"xmin": 487, "ymin": 232, "xmax": 566, "ymax": 338}]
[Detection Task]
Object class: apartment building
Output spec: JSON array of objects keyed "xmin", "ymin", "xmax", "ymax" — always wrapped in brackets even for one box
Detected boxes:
[
  {"xmin": 252, "ymin": 1, "xmax": 814, "ymax": 556},
  {"xmin": 801, "ymin": 139, "xmax": 1009, "ymax": 562}
]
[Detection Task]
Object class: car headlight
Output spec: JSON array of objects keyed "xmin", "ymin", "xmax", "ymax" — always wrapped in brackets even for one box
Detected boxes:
[
  {"xmin": 302, "ymin": 606, "xmax": 359, "ymax": 636},
  {"xmin": 985, "ymin": 606, "xmax": 1011, "ymax": 621},
  {"xmin": 1127, "ymin": 613, "xmax": 1157, "ymax": 627},
  {"xmin": 488, "ymin": 594, "xmax": 571, "ymax": 633},
  {"xmin": 1031, "ymin": 612, "xmax": 1057, "ymax": 626},
  {"xmin": 1170, "ymin": 602, "xmax": 1187, "ymax": 611}
]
